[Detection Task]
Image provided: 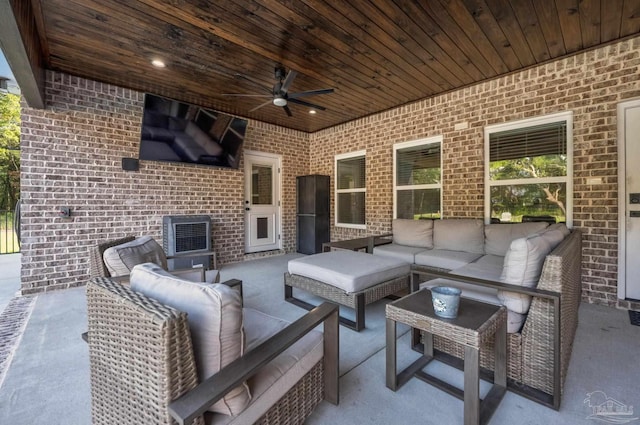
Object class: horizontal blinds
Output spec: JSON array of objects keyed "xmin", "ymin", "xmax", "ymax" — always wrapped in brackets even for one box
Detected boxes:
[
  {"xmin": 337, "ymin": 156, "xmax": 365, "ymax": 189},
  {"xmin": 490, "ymin": 121, "xmax": 566, "ymax": 162},
  {"xmin": 396, "ymin": 144, "xmax": 440, "ymax": 186}
]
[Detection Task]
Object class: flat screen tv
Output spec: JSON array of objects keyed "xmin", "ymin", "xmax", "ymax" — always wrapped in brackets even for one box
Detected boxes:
[{"xmin": 138, "ymin": 93, "xmax": 248, "ymax": 169}]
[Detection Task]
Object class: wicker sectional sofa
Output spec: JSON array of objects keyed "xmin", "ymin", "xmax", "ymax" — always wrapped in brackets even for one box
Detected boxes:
[{"xmin": 372, "ymin": 218, "xmax": 582, "ymax": 409}]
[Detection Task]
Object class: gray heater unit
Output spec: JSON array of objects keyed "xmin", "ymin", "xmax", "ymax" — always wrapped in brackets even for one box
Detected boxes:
[{"xmin": 162, "ymin": 215, "xmax": 212, "ymax": 271}]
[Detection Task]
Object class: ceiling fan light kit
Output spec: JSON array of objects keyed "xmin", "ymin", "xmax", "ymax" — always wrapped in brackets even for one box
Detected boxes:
[
  {"xmin": 273, "ymin": 97, "xmax": 287, "ymax": 107},
  {"xmin": 224, "ymin": 66, "xmax": 334, "ymax": 117}
]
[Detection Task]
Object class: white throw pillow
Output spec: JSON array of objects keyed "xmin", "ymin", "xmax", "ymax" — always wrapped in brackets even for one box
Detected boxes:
[
  {"xmin": 433, "ymin": 219, "xmax": 484, "ymax": 254},
  {"xmin": 392, "ymin": 219, "xmax": 433, "ymax": 248},
  {"xmin": 130, "ymin": 263, "xmax": 250, "ymax": 416},
  {"xmin": 484, "ymin": 222, "xmax": 549, "ymax": 256},
  {"xmin": 102, "ymin": 236, "xmax": 167, "ymax": 277},
  {"xmin": 498, "ymin": 230, "xmax": 565, "ymax": 314}
]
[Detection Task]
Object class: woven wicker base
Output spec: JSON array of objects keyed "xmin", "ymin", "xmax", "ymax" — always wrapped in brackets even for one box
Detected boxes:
[
  {"xmin": 285, "ymin": 272, "xmax": 409, "ymax": 331},
  {"xmin": 255, "ymin": 361, "xmax": 324, "ymax": 425}
]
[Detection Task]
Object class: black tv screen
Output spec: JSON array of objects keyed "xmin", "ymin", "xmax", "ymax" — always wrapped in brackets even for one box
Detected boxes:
[{"xmin": 139, "ymin": 93, "xmax": 248, "ymax": 169}]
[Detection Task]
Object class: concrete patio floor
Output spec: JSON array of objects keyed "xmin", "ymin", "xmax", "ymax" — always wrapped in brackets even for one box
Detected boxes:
[{"xmin": 0, "ymin": 253, "xmax": 639, "ymax": 424}]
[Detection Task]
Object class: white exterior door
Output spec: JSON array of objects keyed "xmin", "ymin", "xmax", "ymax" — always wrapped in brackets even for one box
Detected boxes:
[
  {"xmin": 617, "ymin": 99, "xmax": 640, "ymax": 300},
  {"xmin": 244, "ymin": 151, "xmax": 281, "ymax": 253}
]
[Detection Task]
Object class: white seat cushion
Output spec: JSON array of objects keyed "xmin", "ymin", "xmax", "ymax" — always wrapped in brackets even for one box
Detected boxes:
[
  {"xmin": 210, "ymin": 308, "xmax": 324, "ymax": 425},
  {"xmin": 103, "ymin": 235, "xmax": 168, "ymax": 276},
  {"xmin": 373, "ymin": 243, "xmax": 429, "ymax": 263},
  {"xmin": 130, "ymin": 263, "xmax": 250, "ymax": 416},
  {"xmin": 451, "ymin": 254, "xmax": 505, "ymax": 281},
  {"xmin": 414, "ymin": 249, "xmax": 482, "ymax": 271},
  {"xmin": 288, "ymin": 251, "xmax": 410, "ymax": 293},
  {"xmin": 419, "ymin": 279, "xmax": 525, "ymax": 333}
]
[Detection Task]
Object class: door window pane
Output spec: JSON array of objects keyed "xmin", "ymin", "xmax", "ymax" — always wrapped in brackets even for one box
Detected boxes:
[{"xmin": 251, "ymin": 165, "xmax": 273, "ymax": 205}]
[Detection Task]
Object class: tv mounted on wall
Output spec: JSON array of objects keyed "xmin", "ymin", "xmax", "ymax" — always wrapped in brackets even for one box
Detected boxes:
[{"xmin": 138, "ymin": 93, "xmax": 248, "ymax": 169}]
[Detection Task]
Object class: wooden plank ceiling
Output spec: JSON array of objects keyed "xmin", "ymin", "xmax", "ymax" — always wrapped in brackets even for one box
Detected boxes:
[{"xmin": 27, "ymin": 0, "xmax": 640, "ymax": 132}]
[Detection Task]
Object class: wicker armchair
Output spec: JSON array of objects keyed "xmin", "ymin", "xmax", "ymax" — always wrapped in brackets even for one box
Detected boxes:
[
  {"xmin": 86, "ymin": 277, "xmax": 339, "ymax": 425},
  {"xmin": 89, "ymin": 235, "xmax": 219, "ymax": 283}
]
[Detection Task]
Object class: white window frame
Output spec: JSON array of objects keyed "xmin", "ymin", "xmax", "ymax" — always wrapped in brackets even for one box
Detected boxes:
[
  {"xmin": 335, "ymin": 150, "xmax": 366, "ymax": 229},
  {"xmin": 484, "ymin": 111, "xmax": 573, "ymax": 227},
  {"xmin": 393, "ymin": 136, "xmax": 443, "ymax": 219}
]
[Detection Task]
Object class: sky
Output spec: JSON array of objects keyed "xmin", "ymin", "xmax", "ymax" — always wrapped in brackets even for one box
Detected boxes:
[{"xmin": 0, "ymin": 48, "xmax": 21, "ymax": 94}]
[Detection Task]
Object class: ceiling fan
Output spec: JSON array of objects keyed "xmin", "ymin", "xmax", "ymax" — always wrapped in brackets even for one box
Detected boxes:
[{"xmin": 223, "ymin": 66, "xmax": 334, "ymax": 117}]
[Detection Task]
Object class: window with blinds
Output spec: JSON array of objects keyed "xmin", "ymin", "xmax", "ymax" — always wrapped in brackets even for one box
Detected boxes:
[
  {"xmin": 335, "ymin": 151, "xmax": 366, "ymax": 228},
  {"xmin": 484, "ymin": 112, "xmax": 573, "ymax": 226},
  {"xmin": 394, "ymin": 137, "xmax": 442, "ymax": 219}
]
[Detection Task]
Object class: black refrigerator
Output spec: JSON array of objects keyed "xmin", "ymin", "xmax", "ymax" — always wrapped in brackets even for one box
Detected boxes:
[{"xmin": 296, "ymin": 175, "xmax": 330, "ymax": 254}]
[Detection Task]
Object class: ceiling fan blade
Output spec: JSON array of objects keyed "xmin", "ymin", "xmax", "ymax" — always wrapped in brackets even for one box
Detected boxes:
[
  {"xmin": 288, "ymin": 88, "xmax": 334, "ymax": 99},
  {"xmin": 287, "ymin": 98, "xmax": 327, "ymax": 111},
  {"xmin": 221, "ymin": 93, "xmax": 272, "ymax": 98},
  {"xmin": 235, "ymin": 74, "xmax": 272, "ymax": 94},
  {"xmin": 281, "ymin": 70, "xmax": 298, "ymax": 93},
  {"xmin": 249, "ymin": 100, "xmax": 273, "ymax": 112},
  {"xmin": 283, "ymin": 105, "xmax": 293, "ymax": 117}
]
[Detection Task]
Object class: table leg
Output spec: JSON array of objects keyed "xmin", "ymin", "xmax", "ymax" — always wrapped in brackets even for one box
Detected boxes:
[
  {"xmin": 494, "ymin": 317, "xmax": 507, "ymax": 388},
  {"xmin": 464, "ymin": 346, "xmax": 480, "ymax": 425},
  {"xmin": 386, "ymin": 318, "xmax": 397, "ymax": 390},
  {"xmin": 423, "ymin": 331, "xmax": 433, "ymax": 357}
]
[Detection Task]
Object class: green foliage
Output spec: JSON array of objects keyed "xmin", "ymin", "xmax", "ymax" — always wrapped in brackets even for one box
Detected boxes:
[
  {"xmin": 0, "ymin": 92, "xmax": 20, "ymax": 211},
  {"xmin": 490, "ymin": 154, "xmax": 567, "ymax": 180},
  {"xmin": 489, "ymin": 154, "xmax": 567, "ymax": 222}
]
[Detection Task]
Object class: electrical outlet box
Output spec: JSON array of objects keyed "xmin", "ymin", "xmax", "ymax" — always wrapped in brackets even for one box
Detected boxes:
[{"xmin": 59, "ymin": 207, "xmax": 71, "ymax": 218}]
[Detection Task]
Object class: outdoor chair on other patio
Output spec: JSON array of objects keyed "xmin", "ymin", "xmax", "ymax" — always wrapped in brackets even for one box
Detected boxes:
[
  {"xmin": 89, "ymin": 235, "xmax": 220, "ymax": 283},
  {"xmin": 86, "ymin": 264, "xmax": 339, "ymax": 425}
]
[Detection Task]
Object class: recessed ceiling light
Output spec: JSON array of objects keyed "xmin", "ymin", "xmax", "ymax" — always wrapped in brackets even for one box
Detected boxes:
[
  {"xmin": 309, "ymin": 109, "xmax": 317, "ymax": 114},
  {"xmin": 151, "ymin": 59, "xmax": 166, "ymax": 68}
]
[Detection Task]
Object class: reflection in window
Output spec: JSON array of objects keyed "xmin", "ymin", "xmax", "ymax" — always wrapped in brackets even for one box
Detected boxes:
[
  {"xmin": 335, "ymin": 151, "xmax": 366, "ymax": 227},
  {"xmin": 251, "ymin": 165, "xmax": 273, "ymax": 205},
  {"xmin": 394, "ymin": 137, "xmax": 442, "ymax": 219}
]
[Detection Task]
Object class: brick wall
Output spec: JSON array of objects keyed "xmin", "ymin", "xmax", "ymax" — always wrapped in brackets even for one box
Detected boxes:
[
  {"xmin": 19, "ymin": 71, "xmax": 309, "ymax": 294},
  {"xmin": 311, "ymin": 37, "xmax": 640, "ymax": 308}
]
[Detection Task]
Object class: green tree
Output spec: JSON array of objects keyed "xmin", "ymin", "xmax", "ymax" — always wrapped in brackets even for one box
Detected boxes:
[
  {"xmin": 0, "ymin": 92, "xmax": 20, "ymax": 210},
  {"xmin": 490, "ymin": 154, "xmax": 567, "ymax": 220}
]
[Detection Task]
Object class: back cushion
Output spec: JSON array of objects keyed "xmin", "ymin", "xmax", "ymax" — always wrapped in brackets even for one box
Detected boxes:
[
  {"xmin": 392, "ymin": 219, "xmax": 434, "ymax": 248},
  {"xmin": 498, "ymin": 230, "xmax": 565, "ymax": 314},
  {"xmin": 545, "ymin": 222, "xmax": 571, "ymax": 237},
  {"xmin": 103, "ymin": 236, "xmax": 168, "ymax": 277},
  {"xmin": 433, "ymin": 219, "xmax": 484, "ymax": 254},
  {"xmin": 484, "ymin": 222, "xmax": 549, "ymax": 256},
  {"xmin": 130, "ymin": 263, "xmax": 250, "ymax": 416}
]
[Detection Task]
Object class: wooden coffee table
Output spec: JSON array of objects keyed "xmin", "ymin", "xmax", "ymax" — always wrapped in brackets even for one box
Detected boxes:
[{"xmin": 386, "ymin": 289, "xmax": 507, "ymax": 425}]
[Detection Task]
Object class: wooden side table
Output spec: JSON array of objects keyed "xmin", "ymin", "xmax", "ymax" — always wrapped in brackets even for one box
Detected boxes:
[{"xmin": 386, "ymin": 289, "xmax": 507, "ymax": 425}]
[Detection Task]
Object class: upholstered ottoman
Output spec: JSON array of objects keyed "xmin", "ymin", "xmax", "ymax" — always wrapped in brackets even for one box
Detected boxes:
[{"xmin": 285, "ymin": 251, "xmax": 410, "ymax": 331}]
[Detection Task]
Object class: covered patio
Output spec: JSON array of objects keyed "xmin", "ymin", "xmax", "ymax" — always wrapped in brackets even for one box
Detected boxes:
[
  {"xmin": 0, "ymin": 253, "xmax": 638, "ymax": 424},
  {"xmin": 1, "ymin": 1, "xmax": 640, "ymax": 424}
]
